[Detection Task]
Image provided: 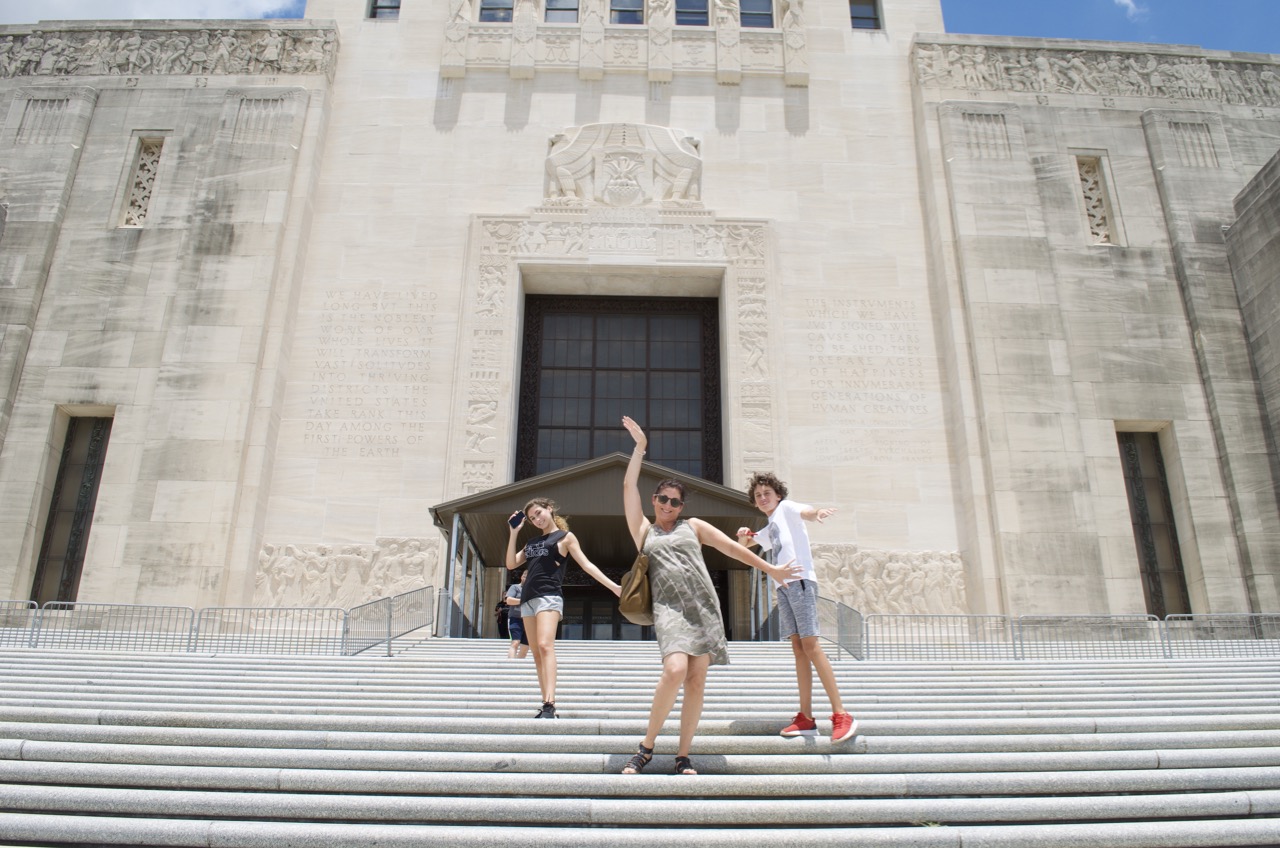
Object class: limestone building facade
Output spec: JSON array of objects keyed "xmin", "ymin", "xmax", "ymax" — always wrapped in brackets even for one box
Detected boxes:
[{"xmin": 0, "ymin": 0, "xmax": 1277, "ymax": 635}]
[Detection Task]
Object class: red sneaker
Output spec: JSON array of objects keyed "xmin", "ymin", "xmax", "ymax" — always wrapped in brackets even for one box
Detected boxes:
[
  {"xmin": 831, "ymin": 712, "xmax": 858, "ymax": 743},
  {"xmin": 780, "ymin": 712, "xmax": 819, "ymax": 737}
]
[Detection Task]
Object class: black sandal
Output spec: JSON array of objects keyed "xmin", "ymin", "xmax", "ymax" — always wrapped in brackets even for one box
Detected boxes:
[
  {"xmin": 674, "ymin": 755, "xmax": 697, "ymax": 775},
  {"xmin": 621, "ymin": 743, "xmax": 654, "ymax": 774}
]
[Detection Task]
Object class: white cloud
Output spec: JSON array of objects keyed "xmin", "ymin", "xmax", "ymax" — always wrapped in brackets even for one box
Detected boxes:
[
  {"xmin": 0, "ymin": 1, "xmax": 304, "ymax": 26},
  {"xmin": 1113, "ymin": 0, "xmax": 1149, "ymax": 23}
]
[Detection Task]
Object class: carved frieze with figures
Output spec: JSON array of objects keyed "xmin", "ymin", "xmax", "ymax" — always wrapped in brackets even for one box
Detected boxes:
[
  {"xmin": 0, "ymin": 24, "xmax": 337, "ymax": 79},
  {"xmin": 255, "ymin": 538, "xmax": 439, "ymax": 609},
  {"xmin": 812, "ymin": 543, "xmax": 968, "ymax": 615},
  {"xmin": 915, "ymin": 40, "xmax": 1280, "ymax": 107}
]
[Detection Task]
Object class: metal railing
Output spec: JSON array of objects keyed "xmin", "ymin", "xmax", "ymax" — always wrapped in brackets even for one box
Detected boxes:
[
  {"xmin": 36, "ymin": 602, "xmax": 195, "ymax": 652},
  {"xmin": 816, "ymin": 596, "xmax": 864, "ymax": 660},
  {"xmin": 193, "ymin": 607, "xmax": 347, "ymax": 655},
  {"xmin": 0, "ymin": 601, "xmax": 38, "ymax": 649},
  {"xmin": 1015, "ymin": 614, "xmax": 1165, "ymax": 660},
  {"xmin": 1165, "ymin": 613, "xmax": 1280, "ymax": 658},
  {"xmin": 345, "ymin": 586, "xmax": 436, "ymax": 656},
  {"xmin": 865, "ymin": 614, "xmax": 1015, "ymax": 661},
  {"xmin": 861, "ymin": 611, "xmax": 1280, "ymax": 661},
  {"xmin": 3, "ymin": 593, "xmax": 1277, "ymax": 660},
  {"xmin": 0, "ymin": 587, "xmax": 434, "ymax": 655}
]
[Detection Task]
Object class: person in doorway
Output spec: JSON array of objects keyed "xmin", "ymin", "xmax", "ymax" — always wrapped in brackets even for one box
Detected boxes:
[
  {"xmin": 619, "ymin": 416, "xmax": 802, "ymax": 775},
  {"xmin": 505, "ymin": 570, "xmax": 530, "ymax": 659},
  {"xmin": 737, "ymin": 471, "xmax": 858, "ymax": 743},
  {"xmin": 506, "ymin": 498, "xmax": 621, "ymax": 718}
]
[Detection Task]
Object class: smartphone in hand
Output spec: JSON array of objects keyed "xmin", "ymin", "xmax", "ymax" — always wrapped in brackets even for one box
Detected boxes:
[{"xmin": 508, "ymin": 512, "xmax": 524, "ymax": 529}]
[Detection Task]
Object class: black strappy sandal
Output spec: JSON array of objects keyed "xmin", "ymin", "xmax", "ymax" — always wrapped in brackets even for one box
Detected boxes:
[
  {"xmin": 674, "ymin": 755, "xmax": 697, "ymax": 775},
  {"xmin": 621, "ymin": 743, "xmax": 654, "ymax": 774}
]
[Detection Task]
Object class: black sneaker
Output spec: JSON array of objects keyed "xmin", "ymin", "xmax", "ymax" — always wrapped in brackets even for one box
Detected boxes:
[{"xmin": 536, "ymin": 701, "xmax": 558, "ymax": 719}]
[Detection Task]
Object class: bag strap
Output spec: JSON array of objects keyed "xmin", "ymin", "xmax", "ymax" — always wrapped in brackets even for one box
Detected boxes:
[{"xmin": 636, "ymin": 524, "xmax": 651, "ymax": 553}]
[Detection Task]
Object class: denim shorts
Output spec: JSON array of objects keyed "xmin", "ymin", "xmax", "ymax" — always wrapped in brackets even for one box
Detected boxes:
[
  {"xmin": 520, "ymin": 594, "xmax": 564, "ymax": 619},
  {"xmin": 777, "ymin": 579, "xmax": 820, "ymax": 639},
  {"xmin": 507, "ymin": 615, "xmax": 527, "ymax": 644}
]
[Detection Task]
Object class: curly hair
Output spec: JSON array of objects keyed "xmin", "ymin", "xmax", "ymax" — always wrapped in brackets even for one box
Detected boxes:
[
  {"xmin": 746, "ymin": 471, "xmax": 788, "ymax": 503},
  {"xmin": 524, "ymin": 497, "xmax": 570, "ymax": 532}
]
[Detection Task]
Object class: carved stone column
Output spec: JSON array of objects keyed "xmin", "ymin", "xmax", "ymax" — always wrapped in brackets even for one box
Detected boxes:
[
  {"xmin": 510, "ymin": 0, "xmax": 537, "ymax": 79},
  {"xmin": 441, "ymin": 0, "xmax": 472, "ymax": 78},
  {"xmin": 780, "ymin": 0, "xmax": 808, "ymax": 87},
  {"xmin": 714, "ymin": 0, "xmax": 741, "ymax": 85},
  {"xmin": 579, "ymin": 0, "xmax": 605, "ymax": 81},
  {"xmin": 648, "ymin": 0, "xmax": 674, "ymax": 82}
]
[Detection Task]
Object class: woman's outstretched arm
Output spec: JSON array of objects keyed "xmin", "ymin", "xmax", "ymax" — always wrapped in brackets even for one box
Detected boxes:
[{"xmin": 621, "ymin": 416, "xmax": 650, "ymax": 548}]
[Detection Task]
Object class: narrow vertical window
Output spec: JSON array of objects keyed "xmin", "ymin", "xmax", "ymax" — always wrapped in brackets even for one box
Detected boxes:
[
  {"xmin": 546, "ymin": 0, "xmax": 579, "ymax": 22},
  {"xmin": 479, "ymin": 0, "xmax": 515, "ymax": 21},
  {"xmin": 1076, "ymin": 155, "xmax": 1115, "ymax": 245},
  {"xmin": 676, "ymin": 0, "xmax": 709, "ymax": 25},
  {"xmin": 849, "ymin": 0, "xmax": 880, "ymax": 29},
  {"xmin": 1118, "ymin": 432, "xmax": 1191, "ymax": 618},
  {"xmin": 369, "ymin": 0, "xmax": 401, "ymax": 18},
  {"xmin": 741, "ymin": 0, "xmax": 774, "ymax": 27},
  {"xmin": 30, "ymin": 417, "xmax": 113, "ymax": 606},
  {"xmin": 122, "ymin": 137, "xmax": 164, "ymax": 228},
  {"xmin": 611, "ymin": 0, "xmax": 644, "ymax": 24}
]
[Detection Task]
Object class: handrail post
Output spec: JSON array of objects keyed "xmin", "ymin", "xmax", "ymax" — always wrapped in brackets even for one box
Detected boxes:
[{"xmin": 385, "ymin": 595, "xmax": 393, "ymax": 657}]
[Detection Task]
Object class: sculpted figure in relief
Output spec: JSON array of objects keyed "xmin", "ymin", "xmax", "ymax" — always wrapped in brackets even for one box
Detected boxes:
[
  {"xmin": 545, "ymin": 124, "xmax": 703, "ymax": 208},
  {"xmin": 812, "ymin": 543, "xmax": 967, "ymax": 615},
  {"xmin": 914, "ymin": 41, "xmax": 1280, "ymax": 107},
  {"xmin": 714, "ymin": 0, "xmax": 739, "ymax": 27}
]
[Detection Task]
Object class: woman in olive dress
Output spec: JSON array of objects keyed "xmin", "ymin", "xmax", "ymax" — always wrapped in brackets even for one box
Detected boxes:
[{"xmin": 619, "ymin": 415, "xmax": 800, "ymax": 775}]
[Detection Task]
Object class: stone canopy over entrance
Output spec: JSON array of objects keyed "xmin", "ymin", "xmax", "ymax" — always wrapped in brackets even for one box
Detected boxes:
[{"xmin": 429, "ymin": 452, "xmax": 767, "ymax": 637}]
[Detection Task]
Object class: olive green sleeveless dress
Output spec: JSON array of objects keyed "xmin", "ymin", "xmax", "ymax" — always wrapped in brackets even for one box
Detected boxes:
[{"xmin": 643, "ymin": 519, "xmax": 729, "ymax": 665}]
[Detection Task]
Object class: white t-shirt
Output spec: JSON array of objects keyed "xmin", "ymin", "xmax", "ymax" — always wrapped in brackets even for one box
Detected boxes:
[{"xmin": 754, "ymin": 498, "xmax": 818, "ymax": 587}]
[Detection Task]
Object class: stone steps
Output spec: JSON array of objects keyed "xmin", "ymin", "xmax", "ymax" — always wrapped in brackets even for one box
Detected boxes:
[{"xmin": 0, "ymin": 640, "xmax": 1278, "ymax": 846}]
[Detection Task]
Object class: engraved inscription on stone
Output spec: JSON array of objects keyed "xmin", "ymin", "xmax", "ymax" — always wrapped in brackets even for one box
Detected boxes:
[
  {"xmin": 803, "ymin": 297, "xmax": 931, "ymax": 424},
  {"xmin": 304, "ymin": 290, "xmax": 439, "ymax": 459}
]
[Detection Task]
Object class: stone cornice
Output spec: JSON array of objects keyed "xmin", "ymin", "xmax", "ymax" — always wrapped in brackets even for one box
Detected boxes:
[
  {"xmin": 0, "ymin": 21, "xmax": 338, "ymax": 80},
  {"xmin": 914, "ymin": 36, "xmax": 1280, "ymax": 107}
]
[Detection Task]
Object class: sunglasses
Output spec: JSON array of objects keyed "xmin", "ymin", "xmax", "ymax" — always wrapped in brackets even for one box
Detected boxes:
[{"xmin": 655, "ymin": 494, "xmax": 685, "ymax": 508}]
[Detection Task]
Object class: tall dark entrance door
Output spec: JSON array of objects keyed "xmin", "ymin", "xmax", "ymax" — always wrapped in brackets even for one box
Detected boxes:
[{"xmin": 560, "ymin": 585, "xmax": 651, "ymax": 640}]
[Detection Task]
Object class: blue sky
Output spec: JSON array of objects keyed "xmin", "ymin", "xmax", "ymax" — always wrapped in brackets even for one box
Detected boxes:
[
  {"xmin": 0, "ymin": 0, "xmax": 1276, "ymax": 56},
  {"xmin": 943, "ymin": 0, "xmax": 1280, "ymax": 56}
]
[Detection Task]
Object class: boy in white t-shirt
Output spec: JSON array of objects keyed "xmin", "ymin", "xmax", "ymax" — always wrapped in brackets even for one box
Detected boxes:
[{"xmin": 737, "ymin": 472, "xmax": 858, "ymax": 743}]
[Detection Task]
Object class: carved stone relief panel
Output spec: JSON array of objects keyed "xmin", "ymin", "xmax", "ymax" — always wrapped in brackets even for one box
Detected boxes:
[
  {"xmin": 714, "ymin": 0, "xmax": 742, "ymax": 85},
  {"xmin": 447, "ymin": 122, "xmax": 780, "ymax": 498},
  {"xmin": 544, "ymin": 123, "xmax": 704, "ymax": 208},
  {"xmin": 6, "ymin": 86, "xmax": 97, "ymax": 147},
  {"xmin": 915, "ymin": 40, "xmax": 1280, "ymax": 108},
  {"xmin": 813, "ymin": 543, "xmax": 968, "ymax": 615},
  {"xmin": 254, "ymin": 538, "xmax": 441, "ymax": 608},
  {"xmin": 0, "ymin": 24, "xmax": 337, "ymax": 79},
  {"xmin": 441, "ymin": 5, "xmax": 805, "ymax": 85},
  {"xmin": 937, "ymin": 102, "xmax": 1025, "ymax": 162},
  {"xmin": 1142, "ymin": 110, "xmax": 1234, "ymax": 171}
]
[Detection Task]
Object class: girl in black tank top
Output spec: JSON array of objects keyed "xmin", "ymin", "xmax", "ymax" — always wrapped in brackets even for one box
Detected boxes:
[{"xmin": 505, "ymin": 497, "xmax": 622, "ymax": 719}]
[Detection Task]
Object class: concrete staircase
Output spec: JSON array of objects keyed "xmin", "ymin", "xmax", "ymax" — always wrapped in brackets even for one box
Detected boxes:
[{"xmin": 1, "ymin": 639, "xmax": 1279, "ymax": 846}]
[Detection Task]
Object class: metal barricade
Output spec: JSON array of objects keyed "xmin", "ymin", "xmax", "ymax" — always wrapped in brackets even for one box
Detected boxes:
[
  {"xmin": 816, "ymin": 596, "xmax": 864, "ymax": 660},
  {"xmin": 864, "ymin": 614, "xmax": 1016, "ymax": 661},
  {"xmin": 34, "ymin": 602, "xmax": 195, "ymax": 651},
  {"xmin": 193, "ymin": 607, "xmax": 347, "ymax": 655},
  {"xmin": 1164, "ymin": 613, "xmax": 1280, "ymax": 658},
  {"xmin": 0, "ymin": 600, "xmax": 38, "ymax": 648},
  {"xmin": 1015, "ymin": 614, "xmax": 1164, "ymax": 660},
  {"xmin": 344, "ymin": 586, "xmax": 435, "ymax": 655}
]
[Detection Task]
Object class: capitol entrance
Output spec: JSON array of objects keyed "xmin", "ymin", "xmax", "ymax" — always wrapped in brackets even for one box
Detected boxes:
[{"xmin": 429, "ymin": 453, "xmax": 763, "ymax": 642}]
